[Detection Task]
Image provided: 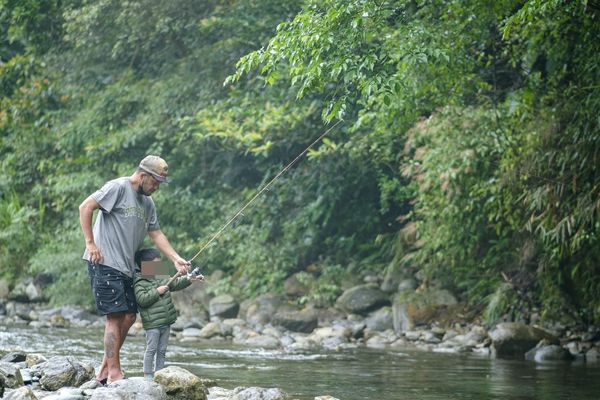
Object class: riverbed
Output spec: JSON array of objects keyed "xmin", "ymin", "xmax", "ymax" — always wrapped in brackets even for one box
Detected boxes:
[{"xmin": 2, "ymin": 324, "xmax": 600, "ymax": 399}]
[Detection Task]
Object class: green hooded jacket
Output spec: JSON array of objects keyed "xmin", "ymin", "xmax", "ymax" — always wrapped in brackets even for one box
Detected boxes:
[{"xmin": 134, "ymin": 275, "xmax": 191, "ymax": 330}]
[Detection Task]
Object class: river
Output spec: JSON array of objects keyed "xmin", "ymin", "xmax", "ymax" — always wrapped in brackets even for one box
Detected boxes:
[{"xmin": 2, "ymin": 324, "xmax": 600, "ymax": 399}]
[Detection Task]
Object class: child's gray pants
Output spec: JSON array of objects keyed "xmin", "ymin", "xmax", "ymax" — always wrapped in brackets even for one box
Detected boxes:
[{"xmin": 144, "ymin": 326, "xmax": 170, "ymax": 374}]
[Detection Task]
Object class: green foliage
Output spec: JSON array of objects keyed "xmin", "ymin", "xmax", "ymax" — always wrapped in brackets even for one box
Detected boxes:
[
  {"xmin": 0, "ymin": 192, "xmax": 40, "ymax": 280},
  {"xmin": 297, "ymin": 264, "xmax": 346, "ymax": 307},
  {"xmin": 0, "ymin": 0, "xmax": 65, "ymax": 60},
  {"xmin": 28, "ymin": 226, "xmax": 94, "ymax": 308},
  {"xmin": 1, "ymin": 0, "xmax": 599, "ymax": 326}
]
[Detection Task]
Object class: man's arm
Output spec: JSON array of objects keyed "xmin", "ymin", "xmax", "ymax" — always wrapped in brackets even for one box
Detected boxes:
[
  {"xmin": 148, "ymin": 229, "xmax": 189, "ymax": 274},
  {"xmin": 79, "ymin": 196, "xmax": 103, "ymax": 264}
]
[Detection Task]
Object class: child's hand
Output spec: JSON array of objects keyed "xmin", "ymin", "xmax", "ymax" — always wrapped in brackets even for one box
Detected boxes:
[
  {"xmin": 189, "ymin": 274, "xmax": 205, "ymax": 283},
  {"xmin": 157, "ymin": 285, "xmax": 170, "ymax": 294}
]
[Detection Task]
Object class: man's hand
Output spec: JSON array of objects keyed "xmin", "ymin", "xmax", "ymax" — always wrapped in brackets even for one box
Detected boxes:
[
  {"xmin": 86, "ymin": 242, "xmax": 104, "ymax": 265},
  {"xmin": 173, "ymin": 256, "xmax": 190, "ymax": 275}
]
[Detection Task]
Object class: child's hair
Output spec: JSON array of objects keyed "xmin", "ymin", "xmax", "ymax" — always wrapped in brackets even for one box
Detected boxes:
[{"xmin": 135, "ymin": 248, "xmax": 161, "ymax": 268}]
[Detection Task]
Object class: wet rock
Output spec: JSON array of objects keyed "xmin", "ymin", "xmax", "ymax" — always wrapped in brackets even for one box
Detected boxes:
[
  {"xmin": 199, "ymin": 322, "xmax": 223, "ymax": 339},
  {"xmin": 397, "ymin": 278, "xmax": 418, "ymax": 293},
  {"xmin": 89, "ymin": 386, "xmax": 134, "ymax": 399},
  {"xmin": 39, "ymin": 356, "xmax": 94, "ymax": 391},
  {"xmin": 154, "ymin": 365, "xmax": 207, "ymax": 400},
  {"xmin": 171, "ymin": 283, "xmax": 211, "ymax": 320},
  {"xmin": 489, "ymin": 323, "xmax": 557, "ymax": 358},
  {"xmin": 226, "ymin": 386, "xmax": 289, "ymax": 400},
  {"xmin": 3, "ymin": 386, "xmax": 36, "ymax": 400},
  {"xmin": 364, "ymin": 307, "xmax": 393, "ymax": 332},
  {"xmin": 209, "ymin": 295, "xmax": 240, "ymax": 319},
  {"xmin": 241, "ymin": 294, "xmax": 282, "ymax": 326},
  {"xmin": 335, "ymin": 285, "xmax": 389, "ymax": 315},
  {"xmin": 25, "ymin": 354, "xmax": 47, "ymax": 367},
  {"xmin": 109, "ymin": 376, "xmax": 167, "ymax": 399},
  {"xmin": 392, "ymin": 288, "xmax": 458, "ymax": 333},
  {"xmin": 221, "ymin": 318, "xmax": 246, "ymax": 337},
  {"xmin": 585, "ymin": 347, "xmax": 599, "ymax": 362},
  {"xmin": 271, "ymin": 308, "xmax": 318, "ymax": 333},
  {"xmin": 39, "ymin": 387, "xmax": 86, "ymax": 400},
  {"xmin": 525, "ymin": 344, "xmax": 573, "ymax": 362},
  {"xmin": 1, "ymin": 352, "xmax": 26, "ymax": 363},
  {"xmin": 49, "ymin": 314, "xmax": 70, "ymax": 328},
  {"xmin": 244, "ymin": 335, "xmax": 280, "ymax": 349},
  {"xmin": 0, "ymin": 361, "xmax": 24, "ymax": 388},
  {"xmin": 283, "ymin": 274, "xmax": 310, "ymax": 298}
]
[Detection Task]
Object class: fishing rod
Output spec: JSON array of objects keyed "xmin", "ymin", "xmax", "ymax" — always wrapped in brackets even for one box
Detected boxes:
[{"xmin": 166, "ymin": 119, "xmax": 344, "ymax": 286}]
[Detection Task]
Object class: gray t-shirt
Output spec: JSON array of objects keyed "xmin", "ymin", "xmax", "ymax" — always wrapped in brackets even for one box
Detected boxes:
[{"xmin": 82, "ymin": 177, "xmax": 160, "ymax": 277}]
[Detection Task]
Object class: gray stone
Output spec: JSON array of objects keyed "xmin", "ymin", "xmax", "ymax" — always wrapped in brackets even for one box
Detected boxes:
[
  {"xmin": 109, "ymin": 377, "xmax": 167, "ymax": 399},
  {"xmin": 209, "ymin": 295, "xmax": 239, "ymax": 319},
  {"xmin": 244, "ymin": 335, "xmax": 280, "ymax": 349},
  {"xmin": 39, "ymin": 356, "xmax": 94, "ymax": 391},
  {"xmin": 392, "ymin": 288, "xmax": 458, "ymax": 333},
  {"xmin": 230, "ymin": 386, "xmax": 289, "ymax": 400},
  {"xmin": 364, "ymin": 307, "xmax": 394, "ymax": 332},
  {"xmin": 525, "ymin": 344, "xmax": 573, "ymax": 362},
  {"xmin": 242, "ymin": 294, "xmax": 282, "ymax": 326},
  {"xmin": 3, "ymin": 386, "xmax": 37, "ymax": 400},
  {"xmin": 154, "ymin": 366, "xmax": 207, "ymax": 400},
  {"xmin": 271, "ymin": 308, "xmax": 318, "ymax": 333},
  {"xmin": 1, "ymin": 352, "xmax": 26, "ymax": 363},
  {"xmin": 0, "ymin": 361, "xmax": 24, "ymax": 388},
  {"xmin": 489, "ymin": 323, "xmax": 557, "ymax": 358},
  {"xmin": 335, "ymin": 285, "xmax": 389, "ymax": 315},
  {"xmin": 89, "ymin": 386, "xmax": 134, "ymax": 400},
  {"xmin": 283, "ymin": 274, "xmax": 310, "ymax": 298}
]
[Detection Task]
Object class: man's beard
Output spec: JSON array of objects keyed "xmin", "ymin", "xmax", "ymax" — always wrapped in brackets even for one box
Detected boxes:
[{"xmin": 138, "ymin": 179, "xmax": 151, "ymax": 196}]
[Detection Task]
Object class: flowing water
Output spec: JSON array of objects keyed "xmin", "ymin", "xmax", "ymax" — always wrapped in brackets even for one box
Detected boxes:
[{"xmin": 2, "ymin": 324, "xmax": 600, "ymax": 400}]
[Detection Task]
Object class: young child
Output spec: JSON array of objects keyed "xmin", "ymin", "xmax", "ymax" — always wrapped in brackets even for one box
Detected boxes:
[{"xmin": 134, "ymin": 248, "xmax": 204, "ymax": 380}]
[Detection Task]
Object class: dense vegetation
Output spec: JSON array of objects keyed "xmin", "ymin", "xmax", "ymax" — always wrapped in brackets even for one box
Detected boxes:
[{"xmin": 1, "ymin": 0, "xmax": 599, "ymax": 326}]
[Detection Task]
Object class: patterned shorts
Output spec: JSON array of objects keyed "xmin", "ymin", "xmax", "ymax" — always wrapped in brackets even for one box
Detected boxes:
[{"xmin": 88, "ymin": 263, "xmax": 138, "ymax": 315}]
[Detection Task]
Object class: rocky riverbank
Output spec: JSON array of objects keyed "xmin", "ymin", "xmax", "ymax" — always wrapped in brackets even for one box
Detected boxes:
[{"xmin": 1, "ymin": 271, "xmax": 600, "ymax": 398}]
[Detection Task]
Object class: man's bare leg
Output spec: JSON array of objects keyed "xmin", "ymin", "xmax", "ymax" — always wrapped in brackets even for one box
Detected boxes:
[
  {"xmin": 96, "ymin": 313, "xmax": 136, "ymax": 382},
  {"xmin": 96, "ymin": 312, "xmax": 136, "ymax": 383}
]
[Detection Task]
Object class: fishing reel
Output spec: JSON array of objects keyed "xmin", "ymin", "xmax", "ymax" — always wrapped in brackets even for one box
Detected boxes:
[{"xmin": 187, "ymin": 265, "xmax": 204, "ymax": 280}]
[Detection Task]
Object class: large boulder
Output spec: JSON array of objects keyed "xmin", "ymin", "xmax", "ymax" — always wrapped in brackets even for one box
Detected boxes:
[
  {"xmin": 171, "ymin": 282, "xmax": 211, "ymax": 319},
  {"xmin": 0, "ymin": 361, "xmax": 24, "ymax": 388},
  {"xmin": 364, "ymin": 307, "xmax": 394, "ymax": 332},
  {"xmin": 392, "ymin": 288, "xmax": 457, "ymax": 333},
  {"xmin": 489, "ymin": 323, "xmax": 557, "ymax": 358},
  {"xmin": 209, "ymin": 295, "xmax": 240, "ymax": 319},
  {"xmin": 271, "ymin": 307, "xmax": 318, "ymax": 333},
  {"xmin": 154, "ymin": 366, "xmax": 207, "ymax": 400},
  {"xmin": 525, "ymin": 344, "xmax": 573, "ymax": 362},
  {"xmin": 39, "ymin": 356, "xmax": 94, "ymax": 391},
  {"xmin": 107, "ymin": 376, "xmax": 167, "ymax": 399},
  {"xmin": 241, "ymin": 294, "xmax": 282, "ymax": 326},
  {"xmin": 335, "ymin": 284, "xmax": 389, "ymax": 315}
]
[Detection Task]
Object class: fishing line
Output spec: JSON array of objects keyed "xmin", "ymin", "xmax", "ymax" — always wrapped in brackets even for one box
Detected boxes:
[
  {"xmin": 189, "ymin": 119, "xmax": 343, "ymax": 263},
  {"xmin": 167, "ymin": 119, "xmax": 344, "ymax": 284}
]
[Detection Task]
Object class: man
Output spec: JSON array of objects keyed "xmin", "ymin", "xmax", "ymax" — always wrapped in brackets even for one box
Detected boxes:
[{"xmin": 79, "ymin": 155, "xmax": 189, "ymax": 385}]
